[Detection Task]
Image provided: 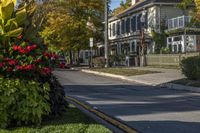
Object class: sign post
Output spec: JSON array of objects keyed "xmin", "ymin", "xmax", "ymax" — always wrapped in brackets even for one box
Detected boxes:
[{"xmin": 90, "ymin": 38, "xmax": 93, "ymax": 68}]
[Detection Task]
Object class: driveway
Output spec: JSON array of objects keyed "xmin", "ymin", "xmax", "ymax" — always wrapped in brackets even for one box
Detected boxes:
[{"xmin": 54, "ymin": 70, "xmax": 200, "ymax": 133}]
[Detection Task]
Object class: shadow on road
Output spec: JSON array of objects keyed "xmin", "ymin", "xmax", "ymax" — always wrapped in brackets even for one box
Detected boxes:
[{"xmin": 63, "ymin": 84, "xmax": 200, "ymax": 133}]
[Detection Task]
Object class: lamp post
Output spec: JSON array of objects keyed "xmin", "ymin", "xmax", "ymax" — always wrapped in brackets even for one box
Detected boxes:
[
  {"xmin": 140, "ymin": 10, "xmax": 147, "ymax": 67},
  {"xmin": 104, "ymin": 0, "xmax": 109, "ymax": 68}
]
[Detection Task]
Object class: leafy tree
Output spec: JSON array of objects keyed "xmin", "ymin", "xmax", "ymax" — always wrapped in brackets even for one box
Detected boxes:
[
  {"xmin": 151, "ymin": 20, "xmax": 167, "ymax": 54},
  {"xmin": 195, "ymin": 0, "xmax": 200, "ymax": 21},
  {"xmin": 40, "ymin": 0, "xmax": 105, "ymax": 64},
  {"xmin": 112, "ymin": 0, "xmax": 131, "ymax": 15}
]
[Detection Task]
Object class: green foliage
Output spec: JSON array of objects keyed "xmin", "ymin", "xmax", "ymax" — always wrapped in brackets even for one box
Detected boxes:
[
  {"xmin": 181, "ymin": 56, "xmax": 200, "ymax": 80},
  {"xmin": 160, "ymin": 47, "xmax": 170, "ymax": 54},
  {"xmin": 93, "ymin": 57, "xmax": 105, "ymax": 68},
  {"xmin": 0, "ymin": 0, "xmax": 26, "ymax": 47},
  {"xmin": 109, "ymin": 54, "xmax": 125, "ymax": 66},
  {"xmin": 40, "ymin": 75, "xmax": 68, "ymax": 115},
  {"xmin": 0, "ymin": 78, "xmax": 50, "ymax": 128},
  {"xmin": 151, "ymin": 29, "xmax": 167, "ymax": 54},
  {"xmin": 0, "ymin": 105, "xmax": 111, "ymax": 133},
  {"xmin": 177, "ymin": 0, "xmax": 192, "ymax": 10},
  {"xmin": 112, "ymin": 0, "xmax": 131, "ymax": 15}
]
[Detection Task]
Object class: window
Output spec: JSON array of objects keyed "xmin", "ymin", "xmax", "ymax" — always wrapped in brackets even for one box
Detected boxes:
[
  {"xmin": 121, "ymin": 19, "xmax": 125, "ymax": 34},
  {"xmin": 117, "ymin": 22, "xmax": 120, "ymax": 35},
  {"xmin": 126, "ymin": 18, "xmax": 130, "ymax": 33},
  {"xmin": 112, "ymin": 23, "xmax": 116, "ymax": 36},
  {"xmin": 174, "ymin": 18, "xmax": 178, "ymax": 28},
  {"xmin": 137, "ymin": 14, "xmax": 142, "ymax": 31},
  {"xmin": 179, "ymin": 17, "xmax": 184, "ymax": 28},
  {"xmin": 168, "ymin": 19, "xmax": 173, "ymax": 29},
  {"xmin": 132, "ymin": 42, "xmax": 136, "ymax": 52},
  {"xmin": 173, "ymin": 36, "xmax": 182, "ymax": 41},
  {"xmin": 168, "ymin": 38, "xmax": 172, "ymax": 43},
  {"xmin": 131, "ymin": 16, "xmax": 136, "ymax": 32}
]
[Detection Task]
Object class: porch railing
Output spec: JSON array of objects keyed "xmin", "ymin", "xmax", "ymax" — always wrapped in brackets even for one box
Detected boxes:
[{"xmin": 168, "ymin": 16, "xmax": 192, "ymax": 30}]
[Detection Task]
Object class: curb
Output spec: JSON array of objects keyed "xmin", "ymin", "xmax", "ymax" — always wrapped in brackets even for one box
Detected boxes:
[
  {"xmin": 81, "ymin": 69, "xmax": 200, "ymax": 93},
  {"xmin": 81, "ymin": 69, "xmax": 155, "ymax": 86},
  {"xmin": 65, "ymin": 96, "xmax": 139, "ymax": 133},
  {"xmin": 166, "ymin": 83, "xmax": 200, "ymax": 93}
]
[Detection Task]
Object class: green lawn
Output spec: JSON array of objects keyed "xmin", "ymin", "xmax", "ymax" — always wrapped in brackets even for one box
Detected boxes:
[
  {"xmin": 171, "ymin": 78, "xmax": 200, "ymax": 87},
  {"xmin": 146, "ymin": 65, "xmax": 180, "ymax": 70},
  {"xmin": 91, "ymin": 68, "xmax": 158, "ymax": 76},
  {"xmin": 0, "ymin": 105, "xmax": 111, "ymax": 133}
]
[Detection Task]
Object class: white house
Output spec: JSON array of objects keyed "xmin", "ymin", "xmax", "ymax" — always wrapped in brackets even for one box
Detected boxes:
[
  {"xmin": 166, "ymin": 16, "xmax": 200, "ymax": 53},
  {"xmin": 108, "ymin": 0, "xmax": 199, "ymax": 56}
]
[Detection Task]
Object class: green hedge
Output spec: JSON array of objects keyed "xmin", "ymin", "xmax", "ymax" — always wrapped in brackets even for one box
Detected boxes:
[
  {"xmin": 93, "ymin": 57, "xmax": 105, "ymax": 68},
  {"xmin": 0, "ymin": 78, "xmax": 50, "ymax": 128},
  {"xmin": 181, "ymin": 56, "xmax": 200, "ymax": 80}
]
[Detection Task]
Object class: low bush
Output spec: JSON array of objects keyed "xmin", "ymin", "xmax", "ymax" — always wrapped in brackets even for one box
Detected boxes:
[
  {"xmin": 109, "ymin": 55, "xmax": 125, "ymax": 66},
  {"xmin": 93, "ymin": 57, "xmax": 105, "ymax": 68},
  {"xmin": 181, "ymin": 56, "xmax": 200, "ymax": 80},
  {"xmin": 0, "ymin": 78, "xmax": 50, "ymax": 128},
  {"xmin": 39, "ymin": 75, "xmax": 68, "ymax": 115}
]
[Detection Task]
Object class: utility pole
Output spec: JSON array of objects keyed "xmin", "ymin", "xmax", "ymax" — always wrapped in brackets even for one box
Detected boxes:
[
  {"xmin": 140, "ymin": 10, "xmax": 147, "ymax": 67},
  {"xmin": 104, "ymin": 0, "xmax": 109, "ymax": 67}
]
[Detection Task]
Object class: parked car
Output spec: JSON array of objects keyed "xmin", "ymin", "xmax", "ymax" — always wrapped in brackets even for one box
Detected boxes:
[{"xmin": 58, "ymin": 57, "xmax": 71, "ymax": 69}]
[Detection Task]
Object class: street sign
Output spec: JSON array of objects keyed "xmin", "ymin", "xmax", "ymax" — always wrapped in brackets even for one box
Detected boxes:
[{"xmin": 90, "ymin": 37, "xmax": 93, "ymax": 47}]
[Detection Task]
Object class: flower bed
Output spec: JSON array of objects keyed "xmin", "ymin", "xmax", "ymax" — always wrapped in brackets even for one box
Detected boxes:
[{"xmin": 0, "ymin": 0, "xmax": 67, "ymax": 129}]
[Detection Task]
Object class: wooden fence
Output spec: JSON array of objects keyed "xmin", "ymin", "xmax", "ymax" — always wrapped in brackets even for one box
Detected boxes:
[{"xmin": 146, "ymin": 52, "xmax": 200, "ymax": 66}]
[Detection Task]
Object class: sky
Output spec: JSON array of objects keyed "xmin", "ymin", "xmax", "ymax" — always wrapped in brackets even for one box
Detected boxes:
[{"xmin": 110, "ymin": 0, "xmax": 125, "ymax": 10}]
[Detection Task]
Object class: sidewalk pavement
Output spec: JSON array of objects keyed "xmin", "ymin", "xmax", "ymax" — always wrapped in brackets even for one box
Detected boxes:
[{"xmin": 81, "ymin": 67, "xmax": 200, "ymax": 93}]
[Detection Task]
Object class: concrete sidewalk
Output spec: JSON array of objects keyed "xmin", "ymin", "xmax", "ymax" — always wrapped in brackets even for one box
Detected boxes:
[
  {"xmin": 81, "ymin": 67, "xmax": 200, "ymax": 93},
  {"xmin": 125, "ymin": 67, "xmax": 184, "ymax": 86}
]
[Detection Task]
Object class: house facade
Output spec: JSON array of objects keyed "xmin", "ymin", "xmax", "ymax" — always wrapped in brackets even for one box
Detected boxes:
[
  {"xmin": 166, "ymin": 16, "xmax": 200, "ymax": 53},
  {"xmin": 108, "ymin": 0, "xmax": 197, "ymax": 56}
]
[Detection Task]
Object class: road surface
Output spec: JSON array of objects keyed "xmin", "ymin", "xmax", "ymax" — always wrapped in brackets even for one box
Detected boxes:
[{"xmin": 54, "ymin": 70, "xmax": 200, "ymax": 133}]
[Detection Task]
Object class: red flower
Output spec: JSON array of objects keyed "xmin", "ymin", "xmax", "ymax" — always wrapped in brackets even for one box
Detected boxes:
[
  {"xmin": 18, "ymin": 35, "xmax": 23, "ymax": 40},
  {"xmin": 26, "ymin": 46, "xmax": 32, "ymax": 52},
  {"xmin": 36, "ymin": 58, "xmax": 42, "ymax": 63},
  {"xmin": 13, "ymin": 45, "xmax": 18, "ymax": 51},
  {"xmin": 24, "ymin": 64, "xmax": 35, "ymax": 70},
  {"xmin": 16, "ymin": 65, "xmax": 23, "ymax": 70},
  {"xmin": 43, "ymin": 53, "xmax": 50, "ymax": 58},
  {"xmin": 59, "ymin": 63, "xmax": 65, "ymax": 68},
  {"xmin": 6, "ymin": 67, "xmax": 13, "ymax": 72},
  {"xmin": 41, "ymin": 67, "xmax": 52, "ymax": 75},
  {"xmin": 32, "ymin": 44, "xmax": 37, "ymax": 49},
  {"xmin": 8, "ymin": 60, "xmax": 17, "ymax": 66},
  {"xmin": 17, "ymin": 64, "xmax": 35, "ymax": 71},
  {"xmin": 4, "ymin": 58, "xmax": 10, "ymax": 61},
  {"xmin": 19, "ymin": 49, "xmax": 29, "ymax": 54},
  {"xmin": 0, "ymin": 62, "xmax": 3, "ymax": 68}
]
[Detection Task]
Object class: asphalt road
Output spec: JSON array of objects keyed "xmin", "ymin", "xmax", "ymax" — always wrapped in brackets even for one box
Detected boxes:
[{"xmin": 54, "ymin": 70, "xmax": 200, "ymax": 133}]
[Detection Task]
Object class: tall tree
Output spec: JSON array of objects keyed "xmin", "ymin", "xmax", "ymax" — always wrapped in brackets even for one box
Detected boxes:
[
  {"xmin": 112, "ymin": 0, "xmax": 131, "ymax": 15},
  {"xmin": 40, "ymin": 0, "xmax": 105, "ymax": 64},
  {"xmin": 195, "ymin": 0, "xmax": 200, "ymax": 21}
]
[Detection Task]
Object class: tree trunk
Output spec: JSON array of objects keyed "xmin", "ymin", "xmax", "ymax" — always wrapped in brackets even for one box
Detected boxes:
[
  {"xmin": 69, "ymin": 49, "xmax": 73, "ymax": 65},
  {"xmin": 77, "ymin": 49, "xmax": 80, "ymax": 66}
]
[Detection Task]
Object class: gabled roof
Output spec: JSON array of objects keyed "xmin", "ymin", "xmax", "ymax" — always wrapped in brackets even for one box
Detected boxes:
[{"xmin": 110, "ymin": 0, "xmax": 182, "ymax": 21}]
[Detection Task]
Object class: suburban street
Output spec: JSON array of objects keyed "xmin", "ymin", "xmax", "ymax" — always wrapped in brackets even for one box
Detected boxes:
[{"xmin": 54, "ymin": 70, "xmax": 200, "ymax": 133}]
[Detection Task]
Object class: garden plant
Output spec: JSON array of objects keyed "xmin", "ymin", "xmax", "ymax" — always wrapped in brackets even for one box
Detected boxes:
[{"xmin": 0, "ymin": 0, "xmax": 67, "ymax": 129}]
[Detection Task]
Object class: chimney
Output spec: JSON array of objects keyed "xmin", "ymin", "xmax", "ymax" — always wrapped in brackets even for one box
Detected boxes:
[{"xmin": 132, "ymin": 0, "xmax": 140, "ymax": 5}]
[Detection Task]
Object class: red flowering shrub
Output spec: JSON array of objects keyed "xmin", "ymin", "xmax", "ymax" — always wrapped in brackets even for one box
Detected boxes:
[{"xmin": 0, "ymin": 35, "xmax": 58, "ymax": 78}]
